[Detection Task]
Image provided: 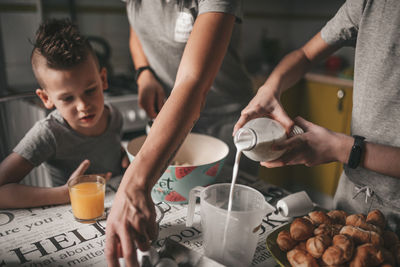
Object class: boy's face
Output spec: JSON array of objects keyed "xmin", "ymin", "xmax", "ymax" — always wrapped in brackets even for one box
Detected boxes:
[{"xmin": 35, "ymin": 55, "xmax": 108, "ymax": 136}]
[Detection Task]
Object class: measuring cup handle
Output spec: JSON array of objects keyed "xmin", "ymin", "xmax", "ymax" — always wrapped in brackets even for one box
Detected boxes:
[{"xmin": 186, "ymin": 186, "xmax": 204, "ymax": 227}]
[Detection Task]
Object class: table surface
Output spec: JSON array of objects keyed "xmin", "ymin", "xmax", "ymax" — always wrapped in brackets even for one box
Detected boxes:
[{"xmin": 0, "ymin": 167, "xmax": 290, "ymax": 267}]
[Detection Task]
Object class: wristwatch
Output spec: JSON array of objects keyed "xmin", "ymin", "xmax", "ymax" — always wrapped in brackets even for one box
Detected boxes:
[
  {"xmin": 135, "ymin": 66, "xmax": 155, "ymax": 81},
  {"xmin": 347, "ymin": 135, "xmax": 365, "ymax": 169}
]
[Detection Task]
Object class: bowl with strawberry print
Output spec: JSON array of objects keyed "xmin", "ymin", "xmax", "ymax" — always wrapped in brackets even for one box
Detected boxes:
[{"xmin": 126, "ymin": 133, "xmax": 229, "ymax": 204}]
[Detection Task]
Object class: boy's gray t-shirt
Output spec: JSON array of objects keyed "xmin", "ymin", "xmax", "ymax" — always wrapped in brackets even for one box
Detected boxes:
[
  {"xmin": 14, "ymin": 105, "xmax": 124, "ymax": 186},
  {"xmin": 125, "ymin": 0, "xmax": 253, "ymax": 113},
  {"xmin": 321, "ymin": 0, "xmax": 400, "ymax": 207}
]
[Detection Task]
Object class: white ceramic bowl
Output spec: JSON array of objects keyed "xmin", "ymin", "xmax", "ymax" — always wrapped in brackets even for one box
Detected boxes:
[{"xmin": 127, "ymin": 133, "xmax": 229, "ymax": 204}]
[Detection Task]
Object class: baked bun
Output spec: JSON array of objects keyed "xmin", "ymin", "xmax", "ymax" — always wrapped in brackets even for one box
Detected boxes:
[
  {"xmin": 277, "ymin": 230, "xmax": 297, "ymax": 252},
  {"xmin": 290, "ymin": 218, "xmax": 315, "ymax": 241},
  {"xmin": 314, "ymin": 223, "xmax": 342, "ymax": 237},
  {"xmin": 366, "ymin": 209, "xmax": 386, "ymax": 230},
  {"xmin": 340, "ymin": 225, "xmax": 383, "ymax": 246},
  {"xmin": 308, "ymin": 211, "xmax": 332, "ymax": 226},
  {"xmin": 346, "ymin": 214, "xmax": 382, "ymax": 234},
  {"xmin": 349, "ymin": 243, "xmax": 384, "ymax": 267},
  {"xmin": 327, "ymin": 210, "xmax": 348, "ymax": 225},
  {"xmin": 287, "ymin": 248, "xmax": 319, "ymax": 267},
  {"xmin": 306, "ymin": 234, "xmax": 331, "ymax": 258}
]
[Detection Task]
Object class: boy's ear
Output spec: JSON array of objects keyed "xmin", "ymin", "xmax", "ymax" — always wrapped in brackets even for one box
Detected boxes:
[
  {"xmin": 36, "ymin": 89, "xmax": 54, "ymax": 109},
  {"xmin": 100, "ymin": 67, "xmax": 108, "ymax": 91}
]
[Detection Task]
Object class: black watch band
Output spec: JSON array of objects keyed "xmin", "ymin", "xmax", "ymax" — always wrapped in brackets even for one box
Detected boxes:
[
  {"xmin": 135, "ymin": 66, "xmax": 155, "ymax": 81},
  {"xmin": 347, "ymin": 135, "xmax": 365, "ymax": 169}
]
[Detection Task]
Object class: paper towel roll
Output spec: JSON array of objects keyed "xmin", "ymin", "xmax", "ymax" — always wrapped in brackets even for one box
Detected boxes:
[{"xmin": 276, "ymin": 191, "xmax": 314, "ymax": 217}]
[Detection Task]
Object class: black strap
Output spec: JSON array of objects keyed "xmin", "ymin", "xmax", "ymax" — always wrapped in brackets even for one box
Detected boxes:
[
  {"xmin": 348, "ymin": 135, "xmax": 365, "ymax": 169},
  {"xmin": 135, "ymin": 66, "xmax": 156, "ymax": 81}
]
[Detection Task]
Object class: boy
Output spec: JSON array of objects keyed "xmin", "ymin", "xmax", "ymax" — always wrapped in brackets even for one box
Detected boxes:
[{"xmin": 0, "ymin": 18, "xmax": 128, "ymax": 208}]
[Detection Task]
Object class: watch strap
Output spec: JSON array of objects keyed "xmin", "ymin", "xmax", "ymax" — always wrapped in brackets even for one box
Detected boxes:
[
  {"xmin": 135, "ymin": 66, "xmax": 155, "ymax": 81},
  {"xmin": 347, "ymin": 135, "xmax": 365, "ymax": 169}
]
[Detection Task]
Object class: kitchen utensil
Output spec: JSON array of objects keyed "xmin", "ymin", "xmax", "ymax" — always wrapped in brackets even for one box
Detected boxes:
[
  {"xmin": 126, "ymin": 133, "xmax": 229, "ymax": 204},
  {"xmin": 186, "ymin": 183, "xmax": 275, "ymax": 266}
]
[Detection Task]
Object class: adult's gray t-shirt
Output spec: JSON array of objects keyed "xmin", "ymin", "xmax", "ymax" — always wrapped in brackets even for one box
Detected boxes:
[
  {"xmin": 321, "ymin": 0, "xmax": 400, "ymax": 218},
  {"xmin": 14, "ymin": 105, "xmax": 124, "ymax": 186},
  {"xmin": 125, "ymin": 0, "xmax": 256, "ymax": 169},
  {"xmin": 125, "ymin": 0, "xmax": 253, "ymax": 115}
]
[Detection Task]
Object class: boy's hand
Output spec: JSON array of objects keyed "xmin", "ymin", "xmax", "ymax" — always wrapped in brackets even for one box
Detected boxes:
[
  {"xmin": 68, "ymin": 159, "xmax": 91, "ymax": 182},
  {"xmin": 67, "ymin": 160, "xmax": 112, "ymax": 182}
]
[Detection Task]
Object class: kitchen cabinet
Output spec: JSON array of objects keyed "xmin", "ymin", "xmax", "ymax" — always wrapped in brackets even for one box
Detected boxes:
[{"xmin": 258, "ymin": 73, "xmax": 353, "ymax": 197}]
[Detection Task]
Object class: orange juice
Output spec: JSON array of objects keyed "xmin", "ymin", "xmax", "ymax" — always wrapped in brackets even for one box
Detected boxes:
[{"xmin": 69, "ymin": 181, "xmax": 105, "ymax": 221}]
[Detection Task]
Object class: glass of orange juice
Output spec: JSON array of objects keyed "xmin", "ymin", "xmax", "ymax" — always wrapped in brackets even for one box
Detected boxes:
[{"xmin": 68, "ymin": 175, "xmax": 106, "ymax": 223}]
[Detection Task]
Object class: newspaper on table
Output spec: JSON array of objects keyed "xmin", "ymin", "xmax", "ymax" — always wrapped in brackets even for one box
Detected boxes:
[{"xmin": 0, "ymin": 169, "xmax": 290, "ymax": 267}]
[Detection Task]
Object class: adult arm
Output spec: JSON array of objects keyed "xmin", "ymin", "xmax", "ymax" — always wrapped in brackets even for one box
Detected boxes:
[
  {"xmin": 264, "ymin": 117, "xmax": 400, "ymax": 179},
  {"xmin": 234, "ymin": 32, "xmax": 340, "ymax": 134},
  {"xmin": 129, "ymin": 27, "xmax": 165, "ymax": 119},
  {"xmin": 106, "ymin": 12, "xmax": 236, "ymax": 267}
]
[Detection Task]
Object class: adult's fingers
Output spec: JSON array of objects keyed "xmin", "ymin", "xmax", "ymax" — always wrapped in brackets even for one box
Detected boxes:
[
  {"xmin": 119, "ymin": 224, "xmax": 138, "ymax": 267},
  {"xmin": 293, "ymin": 116, "xmax": 313, "ymax": 132},
  {"xmin": 105, "ymin": 226, "xmax": 121, "ymax": 267},
  {"xmin": 233, "ymin": 112, "xmax": 253, "ymax": 135},
  {"xmin": 271, "ymin": 106, "xmax": 294, "ymax": 135},
  {"xmin": 273, "ymin": 135, "xmax": 303, "ymax": 151},
  {"xmin": 125, "ymin": 200, "xmax": 151, "ymax": 252}
]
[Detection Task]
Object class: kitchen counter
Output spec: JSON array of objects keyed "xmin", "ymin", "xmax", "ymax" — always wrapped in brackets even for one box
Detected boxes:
[{"xmin": 0, "ymin": 168, "xmax": 290, "ymax": 267}]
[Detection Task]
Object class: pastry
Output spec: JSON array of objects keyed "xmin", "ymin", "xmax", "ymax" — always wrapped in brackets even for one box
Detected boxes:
[
  {"xmin": 308, "ymin": 211, "xmax": 332, "ymax": 226},
  {"xmin": 306, "ymin": 234, "xmax": 331, "ymax": 258},
  {"xmin": 277, "ymin": 230, "xmax": 297, "ymax": 252},
  {"xmin": 322, "ymin": 245, "xmax": 347, "ymax": 265},
  {"xmin": 366, "ymin": 209, "xmax": 386, "ymax": 230},
  {"xmin": 349, "ymin": 243, "xmax": 384, "ymax": 267},
  {"xmin": 314, "ymin": 223, "xmax": 342, "ymax": 237},
  {"xmin": 340, "ymin": 225, "xmax": 383, "ymax": 246},
  {"xmin": 290, "ymin": 218, "xmax": 315, "ymax": 241},
  {"xmin": 346, "ymin": 214, "xmax": 382, "ymax": 234},
  {"xmin": 332, "ymin": 234, "xmax": 354, "ymax": 262},
  {"xmin": 327, "ymin": 210, "xmax": 348, "ymax": 225},
  {"xmin": 287, "ymin": 248, "xmax": 319, "ymax": 267}
]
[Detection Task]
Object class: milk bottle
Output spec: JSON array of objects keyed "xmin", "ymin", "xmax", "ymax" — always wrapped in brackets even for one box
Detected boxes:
[{"xmin": 233, "ymin": 117, "xmax": 303, "ymax": 162}]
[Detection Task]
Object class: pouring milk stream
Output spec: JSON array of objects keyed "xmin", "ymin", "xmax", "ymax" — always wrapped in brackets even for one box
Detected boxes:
[{"xmin": 220, "ymin": 118, "xmax": 306, "ymax": 259}]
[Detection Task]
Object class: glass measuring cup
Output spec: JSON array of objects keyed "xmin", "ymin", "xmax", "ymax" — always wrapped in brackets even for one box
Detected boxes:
[{"xmin": 186, "ymin": 183, "xmax": 275, "ymax": 266}]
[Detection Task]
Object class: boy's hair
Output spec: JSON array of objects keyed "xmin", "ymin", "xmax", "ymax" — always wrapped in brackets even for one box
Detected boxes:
[{"xmin": 31, "ymin": 18, "xmax": 99, "ymax": 88}]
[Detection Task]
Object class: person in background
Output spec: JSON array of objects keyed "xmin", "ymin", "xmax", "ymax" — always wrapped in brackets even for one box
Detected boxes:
[
  {"xmin": 234, "ymin": 0, "xmax": 400, "ymax": 235},
  {"xmin": 105, "ymin": 0, "xmax": 254, "ymax": 265},
  {"xmin": 0, "ymin": 19, "xmax": 128, "ymax": 209}
]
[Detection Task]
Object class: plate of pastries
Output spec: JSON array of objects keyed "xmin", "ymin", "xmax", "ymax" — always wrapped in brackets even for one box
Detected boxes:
[{"xmin": 266, "ymin": 209, "xmax": 400, "ymax": 267}]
